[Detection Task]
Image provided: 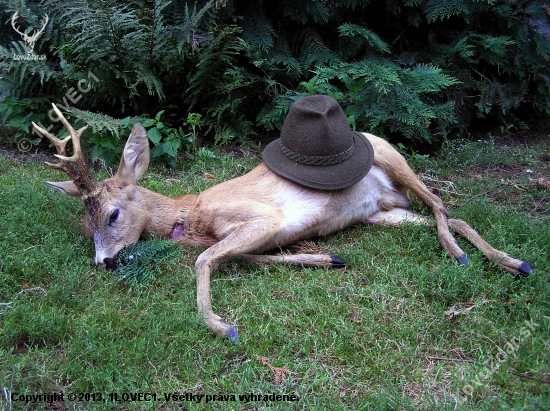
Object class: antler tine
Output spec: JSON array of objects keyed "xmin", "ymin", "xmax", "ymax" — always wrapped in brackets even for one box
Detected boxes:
[
  {"xmin": 32, "ymin": 121, "xmax": 71, "ymax": 156},
  {"xmin": 34, "ymin": 104, "xmax": 98, "ymax": 197},
  {"xmin": 33, "ymin": 14, "xmax": 49, "ymax": 40},
  {"xmin": 10, "ymin": 12, "xmax": 24, "ymax": 36},
  {"xmin": 49, "ymin": 103, "xmax": 89, "ymax": 160}
]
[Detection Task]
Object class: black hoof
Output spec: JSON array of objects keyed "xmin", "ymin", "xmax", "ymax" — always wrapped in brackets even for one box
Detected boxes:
[
  {"xmin": 456, "ymin": 254, "xmax": 469, "ymax": 266},
  {"xmin": 227, "ymin": 326, "xmax": 239, "ymax": 342},
  {"xmin": 508, "ymin": 255, "xmax": 533, "ymax": 277},
  {"xmin": 517, "ymin": 262, "xmax": 532, "ymax": 277},
  {"xmin": 330, "ymin": 255, "xmax": 346, "ymax": 268}
]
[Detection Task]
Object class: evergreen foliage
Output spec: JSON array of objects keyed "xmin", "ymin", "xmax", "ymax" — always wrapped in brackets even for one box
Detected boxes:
[
  {"xmin": 116, "ymin": 238, "xmax": 180, "ymax": 285},
  {"xmin": 0, "ymin": 0, "xmax": 549, "ymax": 155}
]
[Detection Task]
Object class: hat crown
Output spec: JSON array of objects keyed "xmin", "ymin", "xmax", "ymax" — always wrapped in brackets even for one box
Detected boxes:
[
  {"xmin": 261, "ymin": 94, "xmax": 374, "ymax": 190},
  {"xmin": 281, "ymin": 95, "xmax": 354, "ymax": 158}
]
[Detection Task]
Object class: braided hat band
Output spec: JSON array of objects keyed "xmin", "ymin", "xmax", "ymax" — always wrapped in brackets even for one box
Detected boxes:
[
  {"xmin": 279, "ymin": 140, "xmax": 355, "ymax": 166},
  {"xmin": 261, "ymin": 95, "xmax": 374, "ymax": 190}
]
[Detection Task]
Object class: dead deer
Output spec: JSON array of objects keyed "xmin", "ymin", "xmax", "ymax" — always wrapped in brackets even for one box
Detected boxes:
[{"xmin": 33, "ymin": 103, "xmax": 532, "ymax": 340}]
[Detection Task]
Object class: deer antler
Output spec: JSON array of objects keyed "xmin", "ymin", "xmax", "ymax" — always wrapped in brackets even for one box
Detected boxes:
[
  {"xmin": 27, "ymin": 14, "xmax": 49, "ymax": 43},
  {"xmin": 10, "ymin": 12, "xmax": 25, "ymax": 37},
  {"xmin": 11, "ymin": 12, "xmax": 49, "ymax": 54},
  {"xmin": 33, "ymin": 104, "xmax": 100, "ymax": 198}
]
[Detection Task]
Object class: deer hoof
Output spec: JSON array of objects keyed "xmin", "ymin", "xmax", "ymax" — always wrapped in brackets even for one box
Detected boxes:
[
  {"xmin": 507, "ymin": 255, "xmax": 533, "ymax": 277},
  {"xmin": 456, "ymin": 254, "xmax": 469, "ymax": 266},
  {"xmin": 517, "ymin": 261, "xmax": 532, "ymax": 277},
  {"xmin": 226, "ymin": 326, "xmax": 239, "ymax": 342},
  {"xmin": 330, "ymin": 256, "xmax": 346, "ymax": 268}
]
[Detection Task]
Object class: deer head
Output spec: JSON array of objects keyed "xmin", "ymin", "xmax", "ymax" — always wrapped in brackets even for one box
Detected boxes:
[
  {"xmin": 11, "ymin": 12, "xmax": 49, "ymax": 54},
  {"xmin": 33, "ymin": 104, "xmax": 153, "ymax": 269}
]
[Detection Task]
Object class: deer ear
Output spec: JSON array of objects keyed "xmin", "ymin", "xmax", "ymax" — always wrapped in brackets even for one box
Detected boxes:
[
  {"xmin": 46, "ymin": 181, "xmax": 82, "ymax": 198},
  {"xmin": 116, "ymin": 123, "xmax": 150, "ymax": 184}
]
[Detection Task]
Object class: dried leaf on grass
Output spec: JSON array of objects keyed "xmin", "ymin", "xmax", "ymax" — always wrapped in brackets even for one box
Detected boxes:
[
  {"xmin": 500, "ymin": 178, "xmax": 526, "ymax": 190},
  {"xmin": 419, "ymin": 173, "xmax": 463, "ymax": 197},
  {"xmin": 272, "ymin": 288, "xmax": 293, "ymax": 300},
  {"xmin": 532, "ymin": 177, "xmax": 550, "ymax": 190},
  {"xmin": 347, "ymin": 311, "xmax": 362, "ymax": 323},
  {"xmin": 502, "ymin": 292, "xmax": 536, "ymax": 306},
  {"xmin": 500, "ymin": 177, "xmax": 550, "ymax": 191},
  {"xmin": 255, "ymin": 355, "xmax": 294, "ymax": 384},
  {"xmin": 444, "ymin": 294, "xmax": 490, "ymax": 320}
]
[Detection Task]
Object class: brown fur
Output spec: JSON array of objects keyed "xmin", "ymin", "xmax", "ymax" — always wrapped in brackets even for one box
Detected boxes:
[{"xmin": 34, "ymin": 108, "xmax": 532, "ymax": 338}]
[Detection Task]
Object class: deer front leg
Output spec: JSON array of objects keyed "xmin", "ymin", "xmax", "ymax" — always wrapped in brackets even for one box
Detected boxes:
[
  {"xmin": 243, "ymin": 253, "xmax": 346, "ymax": 268},
  {"xmin": 194, "ymin": 219, "xmax": 285, "ymax": 340}
]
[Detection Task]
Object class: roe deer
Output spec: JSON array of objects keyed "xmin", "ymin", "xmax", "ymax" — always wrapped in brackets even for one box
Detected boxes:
[{"xmin": 34, "ymin": 102, "xmax": 532, "ymax": 340}]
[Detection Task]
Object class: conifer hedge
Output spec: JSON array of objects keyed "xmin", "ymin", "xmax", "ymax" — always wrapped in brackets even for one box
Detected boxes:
[{"xmin": 1, "ymin": 0, "xmax": 549, "ymax": 153}]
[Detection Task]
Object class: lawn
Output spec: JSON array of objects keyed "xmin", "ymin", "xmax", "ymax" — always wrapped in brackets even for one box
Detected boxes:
[{"xmin": 0, "ymin": 134, "xmax": 549, "ymax": 410}]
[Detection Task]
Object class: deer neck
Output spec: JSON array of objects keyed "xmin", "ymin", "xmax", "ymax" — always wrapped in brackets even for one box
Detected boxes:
[{"xmin": 137, "ymin": 186, "xmax": 197, "ymax": 240}]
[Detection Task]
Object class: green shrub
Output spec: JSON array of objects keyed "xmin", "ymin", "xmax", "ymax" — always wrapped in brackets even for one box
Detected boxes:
[
  {"xmin": 1, "ymin": 0, "xmax": 549, "ymax": 154},
  {"xmin": 0, "ymin": 97, "xmax": 46, "ymax": 147},
  {"xmin": 67, "ymin": 108, "xmax": 210, "ymax": 166}
]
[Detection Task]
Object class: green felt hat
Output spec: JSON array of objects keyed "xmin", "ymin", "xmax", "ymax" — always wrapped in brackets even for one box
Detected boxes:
[{"xmin": 262, "ymin": 95, "xmax": 374, "ymax": 190}]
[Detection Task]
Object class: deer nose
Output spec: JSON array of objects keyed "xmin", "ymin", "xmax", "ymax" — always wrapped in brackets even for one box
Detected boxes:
[{"xmin": 103, "ymin": 257, "xmax": 118, "ymax": 270}]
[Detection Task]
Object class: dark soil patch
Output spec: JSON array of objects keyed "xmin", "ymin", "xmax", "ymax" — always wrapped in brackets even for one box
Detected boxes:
[
  {"xmin": 219, "ymin": 145, "xmax": 261, "ymax": 158},
  {"xmin": 467, "ymin": 164, "xmax": 531, "ymax": 180},
  {"xmin": 0, "ymin": 144, "xmax": 53, "ymax": 164}
]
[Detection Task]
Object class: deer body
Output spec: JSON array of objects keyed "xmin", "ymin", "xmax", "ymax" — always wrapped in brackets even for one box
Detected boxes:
[
  {"xmin": 34, "ymin": 105, "xmax": 532, "ymax": 340},
  {"xmin": 177, "ymin": 162, "xmax": 403, "ymax": 249}
]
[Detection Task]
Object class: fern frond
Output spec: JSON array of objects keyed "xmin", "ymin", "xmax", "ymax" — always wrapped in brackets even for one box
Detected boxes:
[
  {"xmin": 338, "ymin": 23, "xmax": 390, "ymax": 54},
  {"xmin": 0, "ymin": 43, "xmax": 57, "ymax": 95},
  {"xmin": 177, "ymin": 0, "xmax": 228, "ymax": 51},
  {"xmin": 283, "ymin": 1, "xmax": 330, "ymax": 24},
  {"xmin": 68, "ymin": 107, "xmax": 142, "ymax": 139},
  {"xmin": 402, "ymin": 64, "xmax": 460, "ymax": 93},
  {"xmin": 256, "ymin": 93, "xmax": 297, "ymax": 131},
  {"xmin": 127, "ymin": 64, "xmax": 165, "ymax": 100},
  {"xmin": 404, "ymin": 0, "xmax": 423, "ymax": 7},
  {"xmin": 424, "ymin": 0, "xmax": 470, "ymax": 23},
  {"xmin": 241, "ymin": 10, "xmax": 275, "ymax": 51},
  {"xmin": 296, "ymin": 29, "xmax": 340, "ymax": 70},
  {"xmin": 469, "ymin": 34, "xmax": 515, "ymax": 65},
  {"xmin": 186, "ymin": 25, "xmax": 245, "ymax": 108}
]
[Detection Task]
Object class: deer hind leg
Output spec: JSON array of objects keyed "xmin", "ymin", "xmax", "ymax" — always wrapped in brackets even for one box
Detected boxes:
[
  {"xmin": 368, "ymin": 135, "xmax": 532, "ymax": 275},
  {"xmin": 366, "ymin": 209, "xmax": 532, "ymax": 276},
  {"xmin": 449, "ymin": 219, "xmax": 532, "ymax": 276},
  {"xmin": 369, "ymin": 135, "xmax": 468, "ymax": 265},
  {"xmin": 194, "ymin": 219, "xmax": 288, "ymax": 340}
]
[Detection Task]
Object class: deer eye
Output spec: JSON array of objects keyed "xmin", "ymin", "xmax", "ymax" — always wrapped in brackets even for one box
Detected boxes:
[{"xmin": 109, "ymin": 209, "xmax": 119, "ymax": 225}]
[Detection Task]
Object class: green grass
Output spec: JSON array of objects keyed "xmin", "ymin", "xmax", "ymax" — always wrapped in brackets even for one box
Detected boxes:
[{"xmin": 1, "ymin": 138, "xmax": 549, "ymax": 410}]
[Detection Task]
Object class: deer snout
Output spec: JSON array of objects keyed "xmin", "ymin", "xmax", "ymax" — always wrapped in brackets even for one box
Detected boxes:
[
  {"xmin": 94, "ymin": 252, "xmax": 119, "ymax": 270},
  {"xmin": 103, "ymin": 257, "xmax": 118, "ymax": 270}
]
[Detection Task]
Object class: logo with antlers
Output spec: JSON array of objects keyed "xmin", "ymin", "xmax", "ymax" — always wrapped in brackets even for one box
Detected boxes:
[{"xmin": 11, "ymin": 11, "xmax": 49, "ymax": 54}]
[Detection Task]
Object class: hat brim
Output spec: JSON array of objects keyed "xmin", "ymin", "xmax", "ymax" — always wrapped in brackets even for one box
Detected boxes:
[{"xmin": 262, "ymin": 132, "xmax": 374, "ymax": 190}]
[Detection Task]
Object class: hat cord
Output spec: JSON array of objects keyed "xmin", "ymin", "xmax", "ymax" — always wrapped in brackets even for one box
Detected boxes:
[{"xmin": 279, "ymin": 140, "xmax": 355, "ymax": 166}]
